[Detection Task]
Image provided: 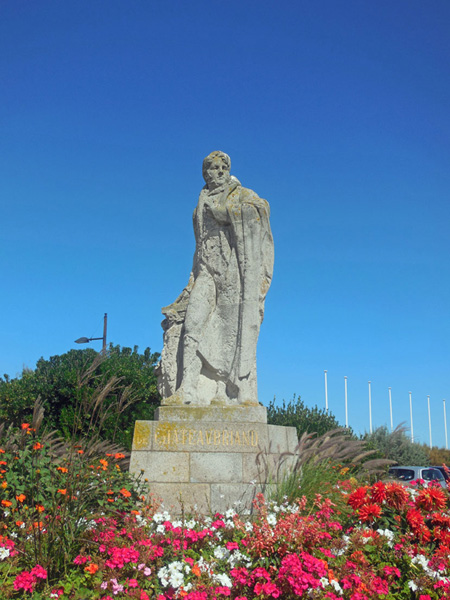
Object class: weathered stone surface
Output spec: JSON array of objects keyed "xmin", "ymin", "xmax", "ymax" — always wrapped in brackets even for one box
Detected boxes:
[
  {"xmin": 130, "ymin": 451, "xmax": 189, "ymax": 483},
  {"xmin": 148, "ymin": 483, "xmax": 211, "ymax": 514},
  {"xmin": 156, "ymin": 151, "xmax": 274, "ymax": 407},
  {"xmin": 190, "ymin": 452, "xmax": 242, "ymax": 483},
  {"xmin": 155, "ymin": 404, "xmax": 268, "ymax": 424}
]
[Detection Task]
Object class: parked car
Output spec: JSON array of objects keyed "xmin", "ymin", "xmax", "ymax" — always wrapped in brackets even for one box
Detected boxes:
[
  {"xmin": 431, "ymin": 466, "xmax": 450, "ymax": 485},
  {"xmin": 387, "ymin": 466, "xmax": 447, "ymax": 489}
]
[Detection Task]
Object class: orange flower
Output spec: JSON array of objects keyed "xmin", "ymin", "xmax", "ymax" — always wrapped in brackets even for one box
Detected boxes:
[
  {"xmin": 114, "ymin": 453, "xmax": 125, "ymax": 460},
  {"xmin": 131, "ymin": 510, "xmax": 140, "ymax": 515},
  {"xmin": 16, "ymin": 494, "xmax": 26, "ymax": 503},
  {"xmin": 0, "ymin": 461, "xmax": 7, "ymax": 465},
  {"xmin": 21, "ymin": 423, "xmax": 30, "ymax": 430},
  {"xmin": 77, "ymin": 450, "xmax": 84, "ymax": 454},
  {"xmin": 15, "ymin": 520, "xmax": 24, "ymax": 527},
  {"xmin": 33, "ymin": 521, "xmax": 43, "ymax": 530},
  {"xmin": 119, "ymin": 488, "xmax": 131, "ymax": 498},
  {"xmin": 107, "ymin": 498, "xmax": 115, "ymax": 503},
  {"xmin": 36, "ymin": 504, "xmax": 45, "ymax": 512},
  {"xmin": 0, "ymin": 449, "xmax": 5, "ymax": 453},
  {"xmin": 57, "ymin": 489, "xmax": 67, "ymax": 495},
  {"xmin": 106, "ymin": 489, "xmax": 114, "ymax": 495},
  {"xmin": 33, "ymin": 442, "xmax": 44, "ymax": 450},
  {"xmin": 1, "ymin": 500, "xmax": 12, "ymax": 507},
  {"xmin": 192, "ymin": 563, "xmax": 201, "ymax": 577},
  {"xmin": 99, "ymin": 459, "xmax": 108, "ymax": 468},
  {"xmin": 84, "ymin": 563, "xmax": 99, "ymax": 574},
  {"xmin": 57, "ymin": 467, "xmax": 68, "ymax": 473},
  {"xmin": 1, "ymin": 481, "xmax": 7, "ymax": 489}
]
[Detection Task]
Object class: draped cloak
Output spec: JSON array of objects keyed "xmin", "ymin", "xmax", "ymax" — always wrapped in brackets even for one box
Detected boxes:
[{"xmin": 157, "ymin": 177, "xmax": 274, "ymax": 405}]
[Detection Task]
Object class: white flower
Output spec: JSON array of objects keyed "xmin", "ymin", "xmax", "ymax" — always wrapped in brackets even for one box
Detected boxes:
[
  {"xmin": 330, "ymin": 579, "xmax": 343, "ymax": 594},
  {"xmin": 245, "ymin": 522, "xmax": 253, "ymax": 532},
  {"xmin": 412, "ymin": 554, "xmax": 428, "ymax": 569},
  {"xmin": 171, "ymin": 520, "xmax": 183, "ymax": 528},
  {"xmin": 267, "ymin": 513, "xmax": 277, "ymax": 526},
  {"xmin": 169, "ymin": 571, "xmax": 184, "ymax": 588},
  {"xmin": 408, "ymin": 581, "xmax": 418, "ymax": 591},
  {"xmin": 225, "ymin": 508, "xmax": 236, "ymax": 519},
  {"xmin": 158, "ymin": 566, "xmax": 169, "ymax": 587},
  {"xmin": 0, "ymin": 547, "xmax": 10, "ymax": 560},
  {"xmin": 214, "ymin": 572, "xmax": 232, "ymax": 587},
  {"xmin": 320, "ymin": 577, "xmax": 329, "ymax": 587},
  {"xmin": 156, "ymin": 524, "xmax": 165, "ymax": 534},
  {"xmin": 185, "ymin": 519, "xmax": 196, "ymax": 529},
  {"xmin": 214, "ymin": 546, "xmax": 229, "ymax": 560},
  {"xmin": 135, "ymin": 514, "xmax": 147, "ymax": 526},
  {"xmin": 153, "ymin": 510, "xmax": 171, "ymax": 524},
  {"xmin": 377, "ymin": 528, "xmax": 394, "ymax": 540}
]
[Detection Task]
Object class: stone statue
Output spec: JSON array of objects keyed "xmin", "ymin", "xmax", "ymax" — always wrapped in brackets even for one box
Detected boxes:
[{"xmin": 157, "ymin": 151, "xmax": 274, "ymax": 406}]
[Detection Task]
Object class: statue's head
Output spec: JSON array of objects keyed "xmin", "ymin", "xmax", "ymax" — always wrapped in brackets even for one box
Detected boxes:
[{"xmin": 202, "ymin": 151, "xmax": 231, "ymax": 191}]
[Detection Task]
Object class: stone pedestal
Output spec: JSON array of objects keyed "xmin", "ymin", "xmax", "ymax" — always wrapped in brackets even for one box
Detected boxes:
[{"xmin": 129, "ymin": 405, "xmax": 298, "ymax": 514}]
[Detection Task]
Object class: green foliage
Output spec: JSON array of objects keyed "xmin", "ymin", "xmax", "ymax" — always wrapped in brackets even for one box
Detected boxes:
[
  {"xmin": 0, "ymin": 344, "xmax": 161, "ymax": 450},
  {"xmin": 266, "ymin": 394, "xmax": 344, "ymax": 439},
  {"xmin": 363, "ymin": 424, "xmax": 430, "ymax": 466},
  {"xmin": 420, "ymin": 443, "xmax": 450, "ymax": 466},
  {"xmin": 0, "ymin": 404, "xmax": 147, "ymax": 581},
  {"xmin": 267, "ymin": 428, "xmax": 391, "ymax": 505}
]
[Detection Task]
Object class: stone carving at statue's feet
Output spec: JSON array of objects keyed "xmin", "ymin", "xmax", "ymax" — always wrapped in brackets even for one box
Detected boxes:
[{"xmin": 157, "ymin": 151, "xmax": 274, "ymax": 407}]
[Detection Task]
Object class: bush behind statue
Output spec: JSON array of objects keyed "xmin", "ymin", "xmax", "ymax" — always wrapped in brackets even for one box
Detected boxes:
[{"xmin": 0, "ymin": 344, "xmax": 161, "ymax": 450}]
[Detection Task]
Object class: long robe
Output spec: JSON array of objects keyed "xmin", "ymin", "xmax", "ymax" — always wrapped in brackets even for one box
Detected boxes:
[{"xmin": 157, "ymin": 177, "xmax": 274, "ymax": 405}]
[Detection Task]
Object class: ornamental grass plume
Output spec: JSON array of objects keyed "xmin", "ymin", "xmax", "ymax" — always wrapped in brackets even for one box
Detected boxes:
[{"xmin": 264, "ymin": 428, "xmax": 394, "ymax": 505}]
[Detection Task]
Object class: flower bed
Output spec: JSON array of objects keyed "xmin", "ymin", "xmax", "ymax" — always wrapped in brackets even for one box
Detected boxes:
[{"xmin": 2, "ymin": 424, "xmax": 450, "ymax": 598}]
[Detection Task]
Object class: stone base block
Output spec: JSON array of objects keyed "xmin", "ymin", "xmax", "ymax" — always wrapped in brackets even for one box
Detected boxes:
[{"xmin": 129, "ymin": 406, "xmax": 298, "ymax": 514}]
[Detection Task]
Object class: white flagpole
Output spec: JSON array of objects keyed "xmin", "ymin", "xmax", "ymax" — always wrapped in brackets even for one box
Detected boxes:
[
  {"xmin": 409, "ymin": 391, "xmax": 414, "ymax": 442},
  {"xmin": 427, "ymin": 395, "xmax": 432, "ymax": 448},
  {"xmin": 368, "ymin": 381, "xmax": 372, "ymax": 434},
  {"xmin": 344, "ymin": 376, "xmax": 348, "ymax": 428},
  {"xmin": 324, "ymin": 370, "xmax": 328, "ymax": 412},
  {"xmin": 389, "ymin": 387, "xmax": 393, "ymax": 432},
  {"xmin": 444, "ymin": 399, "xmax": 448, "ymax": 450}
]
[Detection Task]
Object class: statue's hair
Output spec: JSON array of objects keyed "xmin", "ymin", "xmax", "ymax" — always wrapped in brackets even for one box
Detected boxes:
[{"xmin": 202, "ymin": 151, "xmax": 231, "ymax": 177}]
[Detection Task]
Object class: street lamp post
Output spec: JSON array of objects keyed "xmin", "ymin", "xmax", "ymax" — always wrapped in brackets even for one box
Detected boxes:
[{"xmin": 75, "ymin": 313, "xmax": 107, "ymax": 354}]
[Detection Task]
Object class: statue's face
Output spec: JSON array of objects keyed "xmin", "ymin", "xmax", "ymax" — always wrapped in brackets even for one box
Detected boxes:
[{"xmin": 204, "ymin": 159, "xmax": 230, "ymax": 190}]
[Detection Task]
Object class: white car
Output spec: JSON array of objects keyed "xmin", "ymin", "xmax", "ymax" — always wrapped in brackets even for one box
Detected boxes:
[{"xmin": 388, "ymin": 466, "xmax": 447, "ymax": 489}]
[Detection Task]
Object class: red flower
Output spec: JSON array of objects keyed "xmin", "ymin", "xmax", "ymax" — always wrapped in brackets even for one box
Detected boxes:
[
  {"xmin": 384, "ymin": 482, "xmax": 409, "ymax": 510},
  {"xmin": 348, "ymin": 487, "xmax": 369, "ymax": 509},
  {"xmin": 370, "ymin": 481, "xmax": 386, "ymax": 504},
  {"xmin": 358, "ymin": 503, "xmax": 382, "ymax": 523},
  {"xmin": 416, "ymin": 487, "xmax": 447, "ymax": 512}
]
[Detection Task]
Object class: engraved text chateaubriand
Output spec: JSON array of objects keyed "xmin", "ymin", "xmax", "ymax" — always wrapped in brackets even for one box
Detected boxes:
[{"xmin": 154, "ymin": 427, "xmax": 259, "ymax": 447}]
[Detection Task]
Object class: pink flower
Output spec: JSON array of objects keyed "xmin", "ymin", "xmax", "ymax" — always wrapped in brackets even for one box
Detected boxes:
[
  {"xmin": 127, "ymin": 578, "xmax": 139, "ymax": 588},
  {"xmin": 13, "ymin": 571, "xmax": 34, "ymax": 593},
  {"xmin": 226, "ymin": 541, "xmax": 239, "ymax": 550},
  {"xmin": 31, "ymin": 565, "xmax": 47, "ymax": 579},
  {"xmin": 383, "ymin": 565, "xmax": 401, "ymax": 578}
]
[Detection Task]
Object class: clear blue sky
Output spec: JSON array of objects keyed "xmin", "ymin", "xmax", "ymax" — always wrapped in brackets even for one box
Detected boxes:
[{"xmin": 1, "ymin": 1, "xmax": 449, "ymax": 447}]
